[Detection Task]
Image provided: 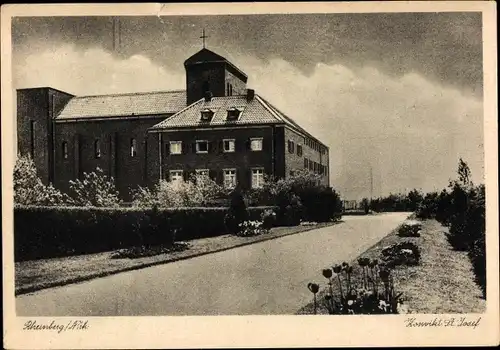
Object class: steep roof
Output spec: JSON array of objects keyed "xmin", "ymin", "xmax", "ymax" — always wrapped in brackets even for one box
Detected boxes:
[
  {"xmin": 56, "ymin": 90, "xmax": 186, "ymax": 120},
  {"xmin": 184, "ymin": 48, "xmax": 248, "ymax": 82},
  {"xmin": 151, "ymin": 95, "xmax": 277, "ymax": 129},
  {"xmin": 150, "ymin": 93, "xmax": 327, "ymax": 147}
]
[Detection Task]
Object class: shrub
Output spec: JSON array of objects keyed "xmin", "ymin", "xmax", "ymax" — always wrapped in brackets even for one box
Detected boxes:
[
  {"xmin": 132, "ymin": 175, "xmax": 226, "ymax": 208},
  {"xmin": 236, "ymin": 220, "xmax": 268, "ymax": 237},
  {"xmin": 261, "ymin": 209, "xmax": 277, "ymax": 229},
  {"xmin": 258, "ymin": 170, "xmax": 342, "ymax": 224},
  {"xmin": 469, "ymin": 234, "xmax": 486, "ymax": 297},
  {"xmin": 14, "ymin": 154, "xmax": 72, "ymax": 206},
  {"xmin": 110, "ymin": 242, "xmax": 190, "ymax": 259},
  {"xmin": 381, "ymin": 241, "xmax": 421, "ymax": 268},
  {"xmin": 397, "ymin": 221, "xmax": 422, "ymax": 237},
  {"xmin": 68, "ymin": 167, "xmax": 121, "ymax": 207},
  {"xmin": 360, "ymin": 198, "xmax": 370, "ymax": 214},
  {"xmin": 224, "ymin": 189, "xmax": 249, "ymax": 234},
  {"xmin": 14, "ymin": 205, "xmax": 273, "ymax": 261}
]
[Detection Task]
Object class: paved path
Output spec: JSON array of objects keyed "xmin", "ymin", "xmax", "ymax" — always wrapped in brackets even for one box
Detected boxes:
[{"xmin": 17, "ymin": 212, "xmax": 410, "ymax": 316}]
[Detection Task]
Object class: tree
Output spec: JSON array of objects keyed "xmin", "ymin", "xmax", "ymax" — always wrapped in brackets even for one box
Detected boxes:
[
  {"xmin": 360, "ymin": 198, "xmax": 370, "ymax": 214},
  {"xmin": 13, "ymin": 154, "xmax": 71, "ymax": 206},
  {"xmin": 457, "ymin": 157, "xmax": 472, "ymax": 188},
  {"xmin": 407, "ymin": 189, "xmax": 423, "ymax": 211},
  {"xmin": 68, "ymin": 167, "xmax": 121, "ymax": 207}
]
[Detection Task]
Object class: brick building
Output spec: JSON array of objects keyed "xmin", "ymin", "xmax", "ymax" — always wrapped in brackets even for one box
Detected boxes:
[{"xmin": 17, "ymin": 48, "xmax": 329, "ymax": 200}]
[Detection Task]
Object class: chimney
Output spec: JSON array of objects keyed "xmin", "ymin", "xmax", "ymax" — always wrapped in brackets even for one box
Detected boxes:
[
  {"xmin": 246, "ymin": 88, "xmax": 255, "ymax": 101},
  {"xmin": 204, "ymin": 91, "xmax": 213, "ymax": 102}
]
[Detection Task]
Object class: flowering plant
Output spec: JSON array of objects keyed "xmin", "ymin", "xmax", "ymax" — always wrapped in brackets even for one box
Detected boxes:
[
  {"xmin": 397, "ymin": 221, "xmax": 422, "ymax": 237},
  {"xmin": 236, "ymin": 220, "xmax": 268, "ymax": 237},
  {"xmin": 307, "ymin": 259, "xmax": 408, "ymax": 315},
  {"xmin": 381, "ymin": 241, "xmax": 421, "ymax": 268}
]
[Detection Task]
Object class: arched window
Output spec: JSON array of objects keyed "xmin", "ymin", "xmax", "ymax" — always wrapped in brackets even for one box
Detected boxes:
[
  {"xmin": 62, "ymin": 141, "xmax": 68, "ymax": 159},
  {"xmin": 130, "ymin": 138, "xmax": 137, "ymax": 157},
  {"xmin": 94, "ymin": 139, "xmax": 101, "ymax": 159}
]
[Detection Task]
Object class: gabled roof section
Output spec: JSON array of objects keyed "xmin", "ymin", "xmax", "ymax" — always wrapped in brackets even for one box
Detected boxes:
[
  {"xmin": 184, "ymin": 48, "xmax": 248, "ymax": 82},
  {"xmin": 56, "ymin": 90, "xmax": 186, "ymax": 120},
  {"xmin": 256, "ymin": 95, "xmax": 326, "ymax": 145},
  {"xmin": 150, "ymin": 92, "xmax": 328, "ymax": 148},
  {"xmin": 151, "ymin": 95, "xmax": 282, "ymax": 129},
  {"xmin": 184, "ymin": 48, "xmax": 228, "ymax": 66}
]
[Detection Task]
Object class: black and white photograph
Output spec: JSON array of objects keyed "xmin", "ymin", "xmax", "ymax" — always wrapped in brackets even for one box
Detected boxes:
[{"xmin": 2, "ymin": 2, "xmax": 498, "ymax": 348}]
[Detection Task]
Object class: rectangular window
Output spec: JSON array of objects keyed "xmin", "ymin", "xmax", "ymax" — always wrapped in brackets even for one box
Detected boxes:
[
  {"xmin": 297, "ymin": 144, "xmax": 303, "ymax": 157},
  {"xmin": 309, "ymin": 161, "xmax": 313, "ymax": 171},
  {"xmin": 200, "ymin": 109, "xmax": 214, "ymax": 122},
  {"xmin": 130, "ymin": 138, "xmax": 137, "ymax": 157},
  {"xmin": 196, "ymin": 140, "xmax": 209, "ymax": 153},
  {"xmin": 62, "ymin": 141, "xmax": 68, "ymax": 159},
  {"xmin": 170, "ymin": 141, "xmax": 182, "ymax": 155},
  {"xmin": 223, "ymin": 139, "xmax": 235, "ymax": 153},
  {"xmin": 170, "ymin": 170, "xmax": 183, "ymax": 182},
  {"xmin": 251, "ymin": 168, "xmax": 265, "ymax": 189},
  {"xmin": 226, "ymin": 108, "xmax": 242, "ymax": 121},
  {"xmin": 304, "ymin": 158, "xmax": 309, "ymax": 169},
  {"xmin": 287, "ymin": 140, "xmax": 295, "ymax": 153},
  {"xmin": 94, "ymin": 139, "xmax": 101, "ymax": 159},
  {"xmin": 224, "ymin": 169, "xmax": 237, "ymax": 189},
  {"xmin": 250, "ymin": 138, "xmax": 263, "ymax": 151},
  {"xmin": 30, "ymin": 120, "xmax": 36, "ymax": 158}
]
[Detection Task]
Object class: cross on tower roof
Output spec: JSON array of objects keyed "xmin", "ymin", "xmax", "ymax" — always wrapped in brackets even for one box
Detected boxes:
[{"xmin": 200, "ymin": 29, "xmax": 208, "ymax": 48}]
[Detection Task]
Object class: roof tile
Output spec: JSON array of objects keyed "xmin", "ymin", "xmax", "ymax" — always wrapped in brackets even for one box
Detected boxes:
[{"xmin": 56, "ymin": 90, "xmax": 186, "ymax": 119}]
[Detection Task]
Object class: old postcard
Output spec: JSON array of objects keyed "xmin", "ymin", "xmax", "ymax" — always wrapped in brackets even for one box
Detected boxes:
[{"xmin": 2, "ymin": 2, "xmax": 498, "ymax": 348}]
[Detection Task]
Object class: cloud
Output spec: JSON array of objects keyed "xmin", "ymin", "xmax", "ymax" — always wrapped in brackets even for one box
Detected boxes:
[
  {"xmin": 237, "ymin": 56, "xmax": 484, "ymax": 198},
  {"xmin": 13, "ymin": 46, "xmax": 484, "ymax": 199},
  {"xmin": 14, "ymin": 44, "xmax": 185, "ymax": 95}
]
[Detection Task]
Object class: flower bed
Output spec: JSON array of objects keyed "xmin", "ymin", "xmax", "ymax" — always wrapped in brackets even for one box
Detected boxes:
[
  {"xmin": 381, "ymin": 241, "xmax": 421, "ymax": 268},
  {"xmin": 397, "ymin": 220, "xmax": 422, "ymax": 237},
  {"xmin": 306, "ymin": 260, "xmax": 408, "ymax": 315}
]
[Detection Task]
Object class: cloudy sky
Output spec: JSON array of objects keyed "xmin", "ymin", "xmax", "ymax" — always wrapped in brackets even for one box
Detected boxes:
[{"xmin": 11, "ymin": 13, "xmax": 484, "ymax": 199}]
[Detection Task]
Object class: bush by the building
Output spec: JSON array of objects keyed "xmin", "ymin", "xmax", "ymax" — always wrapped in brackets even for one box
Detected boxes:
[{"xmin": 14, "ymin": 205, "xmax": 275, "ymax": 261}]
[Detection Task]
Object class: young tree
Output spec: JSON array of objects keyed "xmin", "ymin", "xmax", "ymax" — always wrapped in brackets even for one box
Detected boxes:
[
  {"xmin": 68, "ymin": 167, "xmax": 121, "ymax": 207},
  {"xmin": 14, "ymin": 154, "xmax": 71, "ymax": 206}
]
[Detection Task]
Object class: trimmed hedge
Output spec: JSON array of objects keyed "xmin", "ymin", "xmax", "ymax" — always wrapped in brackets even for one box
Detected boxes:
[{"xmin": 14, "ymin": 205, "xmax": 276, "ymax": 261}]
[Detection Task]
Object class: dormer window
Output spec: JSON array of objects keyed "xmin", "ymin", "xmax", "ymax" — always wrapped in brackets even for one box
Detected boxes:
[
  {"xmin": 226, "ymin": 107, "xmax": 243, "ymax": 121},
  {"xmin": 200, "ymin": 109, "xmax": 214, "ymax": 122}
]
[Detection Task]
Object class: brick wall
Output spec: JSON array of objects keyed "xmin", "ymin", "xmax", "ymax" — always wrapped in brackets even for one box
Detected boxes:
[
  {"xmin": 186, "ymin": 62, "xmax": 226, "ymax": 105},
  {"xmin": 17, "ymin": 88, "xmax": 73, "ymax": 184},
  {"xmin": 283, "ymin": 126, "xmax": 330, "ymax": 186},
  {"xmin": 225, "ymin": 69, "xmax": 247, "ymax": 96},
  {"xmin": 54, "ymin": 116, "xmax": 171, "ymax": 200},
  {"xmin": 152, "ymin": 125, "xmax": 277, "ymax": 190}
]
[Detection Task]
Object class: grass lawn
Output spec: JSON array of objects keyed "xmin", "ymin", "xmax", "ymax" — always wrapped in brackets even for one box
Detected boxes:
[
  {"xmin": 297, "ymin": 218, "xmax": 486, "ymax": 314},
  {"xmin": 16, "ymin": 221, "xmax": 338, "ymax": 295}
]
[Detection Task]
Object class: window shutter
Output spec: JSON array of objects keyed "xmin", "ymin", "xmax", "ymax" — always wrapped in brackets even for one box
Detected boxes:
[
  {"xmin": 246, "ymin": 138, "xmax": 251, "ymax": 151},
  {"xmin": 165, "ymin": 142, "xmax": 170, "ymax": 156},
  {"xmin": 219, "ymin": 140, "xmax": 224, "ymax": 153},
  {"xmin": 208, "ymin": 141, "xmax": 213, "ymax": 153},
  {"xmin": 192, "ymin": 142, "xmax": 196, "ymax": 153}
]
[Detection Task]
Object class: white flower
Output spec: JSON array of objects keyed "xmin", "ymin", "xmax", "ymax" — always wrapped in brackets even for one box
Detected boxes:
[{"xmin": 397, "ymin": 303, "xmax": 409, "ymax": 314}]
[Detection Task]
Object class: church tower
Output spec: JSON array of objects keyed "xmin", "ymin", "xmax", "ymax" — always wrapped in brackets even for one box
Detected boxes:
[{"xmin": 184, "ymin": 48, "xmax": 248, "ymax": 105}]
